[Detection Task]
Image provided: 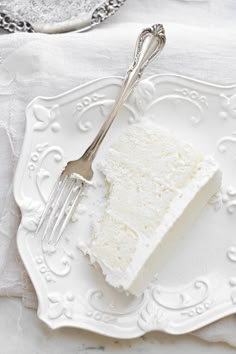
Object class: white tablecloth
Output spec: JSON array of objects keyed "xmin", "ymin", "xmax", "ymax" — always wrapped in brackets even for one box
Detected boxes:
[{"xmin": 1, "ymin": 0, "xmax": 236, "ymax": 347}]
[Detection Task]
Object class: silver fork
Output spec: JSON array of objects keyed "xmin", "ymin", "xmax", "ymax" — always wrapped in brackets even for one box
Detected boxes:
[{"xmin": 36, "ymin": 24, "xmax": 166, "ymax": 245}]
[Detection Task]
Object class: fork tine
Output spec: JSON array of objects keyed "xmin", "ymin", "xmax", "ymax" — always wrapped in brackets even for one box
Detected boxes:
[
  {"xmin": 54, "ymin": 181, "xmax": 85, "ymax": 245},
  {"xmin": 41, "ymin": 175, "xmax": 71, "ymax": 241},
  {"xmin": 47, "ymin": 178, "xmax": 78, "ymax": 244},
  {"xmin": 35, "ymin": 174, "xmax": 65, "ymax": 236}
]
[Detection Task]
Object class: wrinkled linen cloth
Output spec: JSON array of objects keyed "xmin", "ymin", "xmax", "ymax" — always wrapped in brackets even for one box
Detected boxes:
[{"xmin": 1, "ymin": 0, "xmax": 236, "ymax": 346}]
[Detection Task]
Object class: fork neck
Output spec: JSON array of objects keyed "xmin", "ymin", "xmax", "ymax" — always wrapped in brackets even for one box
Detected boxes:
[{"xmin": 81, "ymin": 82, "xmax": 130, "ymax": 162}]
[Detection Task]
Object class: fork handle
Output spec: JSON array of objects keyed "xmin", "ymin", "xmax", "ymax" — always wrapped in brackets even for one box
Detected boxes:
[{"xmin": 82, "ymin": 24, "xmax": 166, "ymax": 162}]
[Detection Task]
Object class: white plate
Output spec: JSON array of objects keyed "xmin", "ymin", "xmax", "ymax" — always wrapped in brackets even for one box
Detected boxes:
[{"xmin": 14, "ymin": 74, "xmax": 236, "ymax": 338}]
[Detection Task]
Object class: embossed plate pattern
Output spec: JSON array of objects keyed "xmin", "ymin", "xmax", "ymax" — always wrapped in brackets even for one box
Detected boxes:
[{"xmin": 14, "ymin": 74, "xmax": 236, "ymax": 337}]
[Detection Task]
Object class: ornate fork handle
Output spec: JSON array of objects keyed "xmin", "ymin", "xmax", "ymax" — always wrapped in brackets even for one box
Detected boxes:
[{"xmin": 82, "ymin": 24, "xmax": 166, "ymax": 162}]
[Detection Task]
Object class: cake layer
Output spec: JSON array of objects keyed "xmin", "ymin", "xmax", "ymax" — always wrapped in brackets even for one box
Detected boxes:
[{"xmin": 79, "ymin": 122, "xmax": 222, "ymax": 295}]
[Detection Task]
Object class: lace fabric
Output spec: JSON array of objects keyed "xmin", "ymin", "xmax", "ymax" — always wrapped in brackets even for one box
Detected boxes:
[{"xmin": 0, "ymin": 0, "xmax": 103, "ymax": 24}]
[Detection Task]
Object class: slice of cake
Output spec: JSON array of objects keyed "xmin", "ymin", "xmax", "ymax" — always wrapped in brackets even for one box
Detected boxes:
[{"xmin": 79, "ymin": 122, "xmax": 222, "ymax": 295}]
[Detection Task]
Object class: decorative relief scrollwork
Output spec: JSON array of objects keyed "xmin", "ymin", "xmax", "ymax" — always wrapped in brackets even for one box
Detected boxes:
[
  {"xmin": 33, "ymin": 104, "xmax": 61, "ymax": 132},
  {"xmin": 40, "ymin": 246, "xmax": 73, "ymax": 278},
  {"xmin": 181, "ymin": 299, "xmax": 213, "ymax": 318},
  {"xmin": 132, "ymin": 79, "xmax": 155, "ymax": 114},
  {"xmin": 133, "ymin": 83, "xmax": 208, "ymax": 124},
  {"xmin": 209, "ymin": 186, "xmax": 236, "ymax": 214},
  {"xmin": 175, "ymin": 88, "xmax": 208, "ymax": 107},
  {"xmin": 137, "ymin": 277, "xmax": 212, "ymax": 330},
  {"xmin": 137, "ymin": 297, "xmax": 166, "ymax": 331},
  {"xmin": 152, "ymin": 279, "xmax": 209, "ymax": 310},
  {"xmin": 20, "ymin": 197, "xmax": 74, "ymax": 281},
  {"xmin": 48, "ymin": 292, "xmax": 75, "ymax": 320},
  {"xmin": 20, "ymin": 198, "xmax": 44, "ymax": 233},
  {"xmin": 220, "ymin": 93, "xmax": 236, "ymax": 120},
  {"xmin": 229, "ymin": 278, "xmax": 236, "ymax": 305},
  {"xmin": 28, "ymin": 143, "xmax": 49, "ymax": 177},
  {"xmin": 227, "ymin": 246, "xmax": 236, "ymax": 262},
  {"xmin": 27, "ymin": 142, "xmax": 63, "ymax": 204},
  {"xmin": 173, "ymin": 87, "xmax": 208, "ymax": 124},
  {"xmin": 86, "ymin": 289, "xmax": 145, "ymax": 324},
  {"xmin": 73, "ymin": 94, "xmax": 105, "ymax": 132},
  {"xmin": 86, "ymin": 308, "xmax": 117, "ymax": 324},
  {"xmin": 35, "ymin": 145, "xmax": 63, "ymax": 201},
  {"xmin": 217, "ymin": 132, "xmax": 236, "ymax": 155},
  {"xmin": 208, "ymin": 191, "xmax": 223, "ymax": 212},
  {"xmin": 35, "ymin": 254, "xmax": 56, "ymax": 283},
  {"xmin": 73, "ymin": 92, "xmax": 138, "ymax": 132},
  {"xmin": 226, "ymin": 251, "xmax": 236, "ymax": 305}
]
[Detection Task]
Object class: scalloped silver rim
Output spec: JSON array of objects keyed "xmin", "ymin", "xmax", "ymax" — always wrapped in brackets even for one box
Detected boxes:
[{"xmin": 0, "ymin": 0, "xmax": 127, "ymax": 34}]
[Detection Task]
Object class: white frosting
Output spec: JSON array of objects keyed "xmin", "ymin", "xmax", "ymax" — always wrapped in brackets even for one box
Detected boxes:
[{"xmin": 79, "ymin": 122, "xmax": 222, "ymax": 295}]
